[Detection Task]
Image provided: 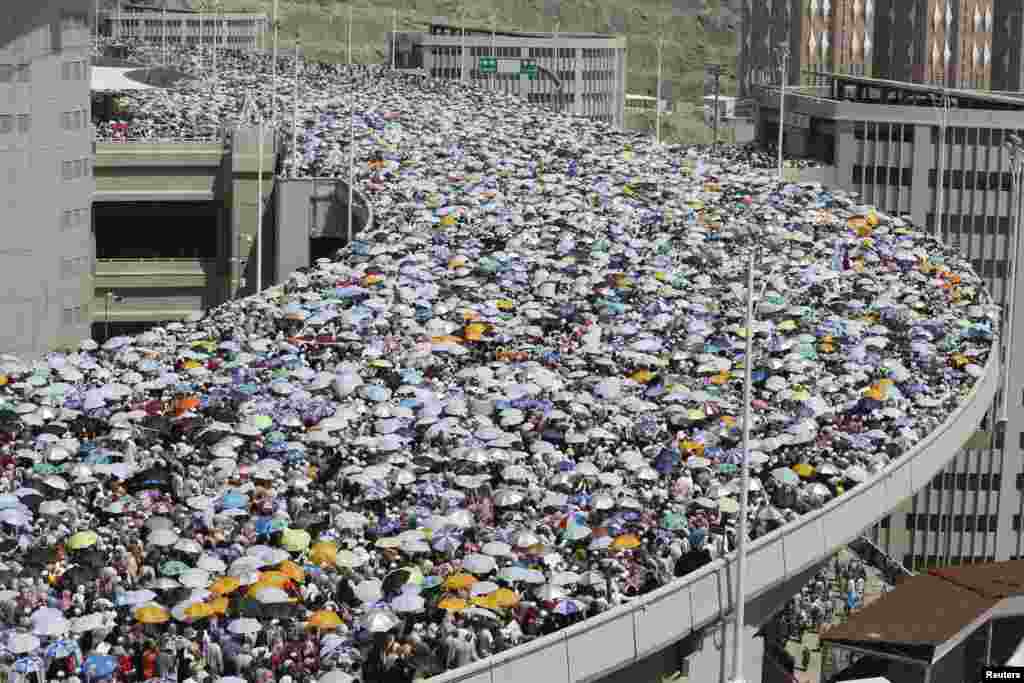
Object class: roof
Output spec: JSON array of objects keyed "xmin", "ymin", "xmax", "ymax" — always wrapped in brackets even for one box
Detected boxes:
[
  {"xmin": 802, "ymin": 71, "xmax": 1024, "ymax": 110},
  {"xmin": 820, "ymin": 574, "xmax": 996, "ymax": 657},
  {"xmin": 423, "ymin": 21, "xmax": 615, "ymax": 40},
  {"xmin": 822, "ymin": 559, "xmax": 1024, "ymax": 663},
  {"xmin": 91, "ymin": 66, "xmax": 158, "ymax": 92}
]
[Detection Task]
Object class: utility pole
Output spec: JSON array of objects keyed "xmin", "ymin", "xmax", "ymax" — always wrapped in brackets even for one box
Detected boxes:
[
  {"xmin": 391, "ymin": 8, "xmax": 398, "ymax": 70},
  {"xmin": 347, "ymin": 2, "xmax": 355, "ymax": 245},
  {"xmin": 1001, "ymin": 134, "xmax": 1024, "ymax": 424},
  {"xmin": 656, "ymin": 36, "xmax": 664, "ymax": 146},
  {"xmin": 706, "ymin": 63, "xmax": 722, "ymax": 152},
  {"xmin": 291, "ymin": 38, "xmax": 301, "ymax": 178},
  {"xmin": 271, "ymin": 0, "xmax": 279, "ymax": 122},
  {"xmin": 935, "ymin": 85, "xmax": 949, "ymax": 242}
]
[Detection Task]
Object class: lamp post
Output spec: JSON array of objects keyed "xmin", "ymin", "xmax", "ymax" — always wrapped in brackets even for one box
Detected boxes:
[
  {"xmin": 104, "ymin": 292, "xmax": 124, "ymax": 341},
  {"xmin": 935, "ymin": 87, "xmax": 950, "ymax": 242},
  {"xmin": 347, "ymin": 2, "xmax": 355, "ymax": 246},
  {"xmin": 731, "ymin": 225, "xmax": 779, "ymax": 683},
  {"xmin": 1000, "ymin": 134, "xmax": 1024, "ymax": 423},
  {"xmin": 776, "ymin": 42, "xmax": 790, "ymax": 182},
  {"xmin": 271, "ymin": 0, "xmax": 279, "ymax": 121}
]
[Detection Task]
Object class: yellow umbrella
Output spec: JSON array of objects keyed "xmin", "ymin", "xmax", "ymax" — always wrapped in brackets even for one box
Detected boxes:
[
  {"xmin": 444, "ymin": 573, "xmax": 476, "ymax": 590},
  {"xmin": 278, "ymin": 561, "xmax": 306, "ymax": 584},
  {"xmin": 464, "ymin": 323, "xmax": 489, "ymax": 342},
  {"xmin": 793, "ymin": 463, "xmax": 816, "ymax": 479},
  {"xmin": 134, "ymin": 605, "xmax": 170, "ymax": 624},
  {"xmin": 309, "ymin": 542, "xmax": 338, "ymax": 567},
  {"xmin": 206, "ymin": 596, "xmax": 229, "ymax": 615},
  {"xmin": 280, "ymin": 528, "xmax": 311, "ymax": 552},
  {"xmin": 437, "ymin": 597, "xmax": 467, "ymax": 612},
  {"xmin": 491, "ymin": 588, "xmax": 520, "ymax": 608},
  {"xmin": 472, "ymin": 595, "xmax": 500, "ymax": 610},
  {"xmin": 184, "ymin": 602, "xmax": 213, "ymax": 620},
  {"xmin": 67, "ymin": 531, "xmax": 98, "ymax": 550},
  {"xmin": 210, "ymin": 576, "xmax": 241, "ymax": 596},
  {"xmin": 612, "ymin": 534, "xmax": 641, "ymax": 550},
  {"xmin": 375, "ymin": 536, "xmax": 402, "ymax": 549},
  {"xmin": 629, "ymin": 369, "xmax": 655, "ymax": 384},
  {"xmin": 307, "ymin": 610, "xmax": 343, "ymax": 630}
]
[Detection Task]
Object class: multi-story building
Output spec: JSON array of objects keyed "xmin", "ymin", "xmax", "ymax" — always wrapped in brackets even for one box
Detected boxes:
[
  {"xmin": 993, "ymin": 0, "xmax": 1024, "ymax": 91},
  {"xmin": 1, "ymin": 1, "xmax": 96, "ymax": 358},
  {"xmin": 746, "ymin": 1, "xmax": 997, "ymax": 93},
  {"xmin": 101, "ymin": 3, "xmax": 268, "ymax": 50},
  {"xmin": 739, "ymin": 0, "xmax": 877, "ymax": 96},
  {"xmin": 387, "ymin": 21, "xmax": 627, "ymax": 128},
  {"xmin": 754, "ymin": 72, "xmax": 1024, "ymax": 571}
]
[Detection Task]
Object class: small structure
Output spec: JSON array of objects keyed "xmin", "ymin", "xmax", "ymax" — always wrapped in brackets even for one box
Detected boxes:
[
  {"xmin": 100, "ymin": 1, "xmax": 268, "ymax": 49},
  {"xmin": 819, "ymin": 559, "xmax": 1024, "ymax": 683}
]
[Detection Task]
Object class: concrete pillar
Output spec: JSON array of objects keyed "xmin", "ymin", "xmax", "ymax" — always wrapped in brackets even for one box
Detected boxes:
[
  {"xmin": 834, "ymin": 120, "xmax": 858, "ymax": 199},
  {"xmin": 910, "ymin": 123, "xmax": 933, "ymax": 227},
  {"xmin": 229, "ymin": 126, "xmax": 275, "ymax": 299},
  {"xmin": 574, "ymin": 47, "xmax": 583, "ymax": 116}
]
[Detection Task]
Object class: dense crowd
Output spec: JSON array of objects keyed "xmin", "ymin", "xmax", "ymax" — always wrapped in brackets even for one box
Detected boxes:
[{"xmin": 2, "ymin": 38, "xmax": 995, "ymax": 683}]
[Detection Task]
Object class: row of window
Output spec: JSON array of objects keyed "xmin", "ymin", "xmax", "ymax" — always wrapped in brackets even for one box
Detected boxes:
[
  {"xmin": 932, "ymin": 472, "xmax": 1003, "ymax": 491},
  {"xmin": 60, "ymin": 60, "xmax": 87, "ymax": 81},
  {"xmin": 0, "ymin": 64, "xmax": 31, "ymax": 84},
  {"xmin": 60, "ymin": 108, "xmax": 89, "ymax": 132},
  {"xmin": 61, "ymin": 306, "xmax": 87, "ymax": 327},
  {"xmin": 851, "ymin": 165, "xmax": 913, "ymax": 187},
  {"xmin": 905, "ymin": 513, "xmax": 999, "ymax": 532},
  {"xmin": 853, "ymin": 122, "xmax": 917, "ymax": 143},
  {"xmin": 61, "ymin": 158, "xmax": 91, "ymax": 182},
  {"xmin": 928, "ymin": 169, "xmax": 1015, "ymax": 191},
  {"xmin": 930, "ymin": 127, "xmax": 1024, "ymax": 148},
  {"xmin": 60, "ymin": 256, "xmax": 89, "ymax": 280},
  {"xmin": 969, "ymin": 259, "xmax": 1011, "ymax": 278},
  {"xmin": 925, "ymin": 213, "xmax": 1012, "ymax": 235},
  {"xmin": 0, "ymin": 114, "xmax": 31, "ymax": 135},
  {"xmin": 904, "ymin": 554, "xmax": 996, "ymax": 570},
  {"xmin": 60, "ymin": 207, "xmax": 90, "ymax": 231}
]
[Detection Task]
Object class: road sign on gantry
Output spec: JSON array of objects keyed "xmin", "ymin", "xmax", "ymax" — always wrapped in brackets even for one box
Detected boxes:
[{"xmin": 479, "ymin": 57, "xmax": 497, "ymax": 73}]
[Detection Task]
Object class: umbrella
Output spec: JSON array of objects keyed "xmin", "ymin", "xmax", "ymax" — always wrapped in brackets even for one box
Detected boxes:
[
  {"xmin": 228, "ymin": 618, "xmax": 262, "ymax": 635},
  {"xmin": 67, "ymin": 530, "xmax": 98, "ymax": 550},
  {"xmin": 361, "ymin": 608, "xmax": 399, "ymax": 633},
  {"xmin": 309, "ymin": 542, "xmax": 338, "ymax": 566},
  {"xmin": 443, "ymin": 573, "xmax": 476, "ymax": 590},
  {"xmin": 117, "ymin": 589, "xmax": 157, "ymax": 607},
  {"xmin": 7, "ymin": 633, "xmax": 40, "ymax": 655},
  {"xmin": 354, "ymin": 579, "xmax": 383, "ymax": 603},
  {"xmin": 391, "ymin": 592, "xmax": 426, "ymax": 613},
  {"xmin": 82, "ymin": 654, "xmax": 118, "ymax": 679},
  {"xmin": 437, "ymin": 597, "xmax": 468, "ymax": 611},
  {"xmin": 320, "ymin": 672, "xmax": 355, "ymax": 683},
  {"xmin": 307, "ymin": 610, "xmax": 343, "ymax": 630},
  {"xmin": 281, "ymin": 528, "xmax": 312, "ymax": 552},
  {"xmin": 134, "ymin": 604, "xmax": 170, "ymax": 624},
  {"xmin": 462, "ymin": 553, "xmax": 497, "ymax": 574},
  {"xmin": 612, "ymin": 534, "xmax": 641, "ymax": 550}
]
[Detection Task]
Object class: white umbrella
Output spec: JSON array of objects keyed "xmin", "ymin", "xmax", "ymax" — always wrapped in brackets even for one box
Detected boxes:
[
  {"xmin": 179, "ymin": 569, "xmax": 212, "ymax": 589},
  {"xmin": 148, "ymin": 528, "xmax": 179, "ymax": 547},
  {"xmin": 319, "ymin": 672, "xmax": 354, "ymax": 683},
  {"xmin": 197, "ymin": 555, "xmax": 227, "ymax": 573},
  {"xmin": 252, "ymin": 587, "xmax": 292, "ymax": 604},
  {"xmin": 8, "ymin": 632, "xmax": 40, "ymax": 654},
  {"xmin": 354, "ymin": 579, "xmax": 383, "ymax": 604},
  {"xmin": 228, "ymin": 618, "xmax": 262, "ymax": 635},
  {"xmin": 462, "ymin": 554, "xmax": 497, "ymax": 574}
]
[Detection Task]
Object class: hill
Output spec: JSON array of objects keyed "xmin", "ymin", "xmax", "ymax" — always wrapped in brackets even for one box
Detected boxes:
[{"xmin": 216, "ymin": 0, "xmax": 740, "ymax": 143}]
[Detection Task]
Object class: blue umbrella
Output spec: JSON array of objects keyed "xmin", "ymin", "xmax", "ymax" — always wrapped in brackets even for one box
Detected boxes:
[
  {"xmin": 82, "ymin": 654, "xmax": 118, "ymax": 679},
  {"xmin": 220, "ymin": 491, "xmax": 249, "ymax": 510},
  {"xmin": 45, "ymin": 638, "xmax": 80, "ymax": 660}
]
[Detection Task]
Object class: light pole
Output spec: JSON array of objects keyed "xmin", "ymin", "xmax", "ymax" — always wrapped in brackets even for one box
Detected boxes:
[
  {"xmin": 655, "ymin": 36, "xmax": 664, "ymax": 146},
  {"xmin": 104, "ymin": 292, "xmax": 124, "ymax": 341},
  {"xmin": 776, "ymin": 42, "xmax": 790, "ymax": 182},
  {"xmin": 707, "ymin": 63, "xmax": 722, "ymax": 152},
  {"xmin": 271, "ymin": 0, "xmax": 279, "ymax": 122},
  {"xmin": 347, "ymin": 2, "xmax": 355, "ymax": 246},
  {"xmin": 391, "ymin": 7, "xmax": 398, "ymax": 70},
  {"xmin": 1000, "ymin": 134, "xmax": 1024, "ymax": 423},
  {"xmin": 731, "ymin": 224, "xmax": 779, "ymax": 683},
  {"xmin": 291, "ymin": 37, "xmax": 301, "ymax": 179},
  {"xmin": 935, "ymin": 87, "xmax": 950, "ymax": 242}
]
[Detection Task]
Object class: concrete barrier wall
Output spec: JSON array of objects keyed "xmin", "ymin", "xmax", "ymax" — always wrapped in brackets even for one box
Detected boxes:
[
  {"xmin": 274, "ymin": 177, "xmax": 374, "ymax": 285},
  {"xmin": 428, "ymin": 346, "xmax": 1000, "ymax": 683}
]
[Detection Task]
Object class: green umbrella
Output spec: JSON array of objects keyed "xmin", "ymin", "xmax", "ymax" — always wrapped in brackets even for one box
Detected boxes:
[
  {"xmin": 251, "ymin": 415, "xmax": 273, "ymax": 431},
  {"xmin": 718, "ymin": 463, "xmax": 738, "ymax": 475},
  {"xmin": 161, "ymin": 560, "xmax": 191, "ymax": 577},
  {"xmin": 33, "ymin": 464, "xmax": 59, "ymax": 475},
  {"xmin": 660, "ymin": 511, "xmax": 688, "ymax": 531}
]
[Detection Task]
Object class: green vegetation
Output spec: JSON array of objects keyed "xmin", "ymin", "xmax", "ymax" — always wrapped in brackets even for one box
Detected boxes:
[{"xmin": 217, "ymin": 0, "xmax": 740, "ymax": 144}]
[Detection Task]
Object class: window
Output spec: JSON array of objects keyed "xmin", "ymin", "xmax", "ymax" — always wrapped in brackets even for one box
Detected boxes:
[
  {"xmin": 965, "ymin": 171, "xmax": 975, "ymax": 190},
  {"xmin": 980, "ymin": 474, "xmax": 991, "ymax": 490},
  {"xmin": 929, "ymin": 169, "xmax": 937, "ymax": 188},
  {"xmin": 955, "ymin": 127, "xmax": 967, "ymax": 145},
  {"xmin": 61, "ymin": 210, "xmax": 72, "ymax": 230},
  {"xmin": 902, "ymin": 168, "xmax": 912, "ymax": 187},
  {"xmin": 876, "ymin": 166, "xmax": 887, "ymax": 185},
  {"xmin": 61, "ymin": 161, "xmax": 73, "ymax": 181},
  {"xmin": 1004, "ymin": 172, "xmax": 1014, "ymax": 192},
  {"xmin": 929, "ymin": 515, "xmax": 940, "ymax": 532},
  {"xmin": 968, "ymin": 473, "xmax": 980, "ymax": 491},
  {"xmin": 854, "ymin": 122, "xmax": 867, "ymax": 140},
  {"xmin": 976, "ymin": 171, "xmax": 988, "ymax": 191},
  {"xmin": 917, "ymin": 515, "xmax": 928, "ymax": 531},
  {"xmin": 0, "ymin": 115, "xmax": 11, "ymax": 134},
  {"xmin": 983, "ymin": 515, "xmax": 998, "ymax": 532},
  {"xmin": 954, "ymin": 515, "xmax": 965, "ymax": 532},
  {"xmin": 905, "ymin": 513, "xmax": 916, "ymax": 530},
  {"xmin": 968, "ymin": 128, "xmax": 979, "ymax": 145},
  {"xmin": 965, "ymin": 515, "xmax": 976, "ymax": 532},
  {"xmin": 993, "ymin": 130, "xmax": 1003, "ymax": 147},
  {"xmin": 980, "ymin": 128, "xmax": 991, "ymax": 146},
  {"xmin": 932, "ymin": 474, "xmax": 943, "ymax": 490},
  {"xmin": 958, "ymin": 473, "xmax": 968, "ymax": 490},
  {"xmin": 0, "ymin": 65, "xmax": 12, "ymax": 83},
  {"xmin": 994, "ymin": 474, "xmax": 1003, "ymax": 490},
  {"xmin": 853, "ymin": 165, "xmax": 863, "ymax": 184},
  {"xmin": 16, "ymin": 114, "xmax": 29, "ymax": 134},
  {"xmin": 16, "ymin": 64, "xmax": 29, "ymax": 83}
]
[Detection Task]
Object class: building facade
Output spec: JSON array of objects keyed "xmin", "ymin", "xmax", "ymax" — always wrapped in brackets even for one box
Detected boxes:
[
  {"xmin": 754, "ymin": 74, "xmax": 1024, "ymax": 571},
  {"xmin": 1, "ymin": 1, "xmax": 96, "ymax": 358},
  {"xmin": 101, "ymin": 8, "xmax": 268, "ymax": 50},
  {"xmin": 992, "ymin": 0, "xmax": 1024, "ymax": 91},
  {"xmin": 388, "ymin": 23, "xmax": 627, "ymax": 128},
  {"xmin": 746, "ymin": 0, "xmax": 1000, "ymax": 91}
]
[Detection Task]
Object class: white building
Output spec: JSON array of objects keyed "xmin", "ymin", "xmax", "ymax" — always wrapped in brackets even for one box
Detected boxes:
[
  {"xmin": 101, "ymin": 4, "xmax": 268, "ymax": 50},
  {"xmin": 388, "ymin": 21, "xmax": 627, "ymax": 128}
]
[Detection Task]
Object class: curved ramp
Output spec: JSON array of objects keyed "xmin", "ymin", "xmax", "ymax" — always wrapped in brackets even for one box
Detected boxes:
[{"xmin": 430, "ymin": 348, "xmax": 1001, "ymax": 683}]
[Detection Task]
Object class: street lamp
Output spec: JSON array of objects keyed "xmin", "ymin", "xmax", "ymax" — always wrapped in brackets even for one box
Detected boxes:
[
  {"xmin": 999, "ymin": 134, "xmax": 1024, "ymax": 423},
  {"xmin": 731, "ymin": 224, "xmax": 780, "ymax": 683},
  {"xmin": 775, "ymin": 42, "xmax": 791, "ymax": 182},
  {"xmin": 104, "ymin": 292, "xmax": 124, "ymax": 341}
]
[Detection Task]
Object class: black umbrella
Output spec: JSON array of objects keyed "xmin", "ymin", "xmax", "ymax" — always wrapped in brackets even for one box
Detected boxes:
[
  {"xmin": 126, "ymin": 467, "xmax": 171, "ymax": 493},
  {"xmin": 23, "ymin": 546, "xmax": 58, "ymax": 567},
  {"xmin": 58, "ymin": 565, "xmax": 98, "ymax": 590},
  {"xmin": 71, "ymin": 549, "xmax": 107, "ymax": 569}
]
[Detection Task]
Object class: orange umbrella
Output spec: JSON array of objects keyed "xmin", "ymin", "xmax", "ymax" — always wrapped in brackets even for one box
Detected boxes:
[
  {"xmin": 257, "ymin": 571, "xmax": 292, "ymax": 587},
  {"xmin": 134, "ymin": 605, "xmax": 170, "ymax": 624},
  {"xmin": 437, "ymin": 597, "xmax": 467, "ymax": 611},
  {"xmin": 210, "ymin": 576, "xmax": 241, "ymax": 596},
  {"xmin": 444, "ymin": 573, "xmax": 476, "ymax": 590},
  {"xmin": 612, "ymin": 534, "xmax": 641, "ymax": 550},
  {"xmin": 463, "ymin": 322, "xmax": 489, "ymax": 342},
  {"xmin": 307, "ymin": 610, "xmax": 343, "ymax": 630},
  {"xmin": 309, "ymin": 542, "xmax": 338, "ymax": 567},
  {"xmin": 206, "ymin": 596, "xmax": 229, "ymax": 615},
  {"xmin": 278, "ymin": 560, "xmax": 306, "ymax": 583}
]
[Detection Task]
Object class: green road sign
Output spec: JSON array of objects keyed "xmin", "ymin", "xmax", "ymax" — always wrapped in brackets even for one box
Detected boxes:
[
  {"xmin": 520, "ymin": 62, "xmax": 537, "ymax": 80},
  {"xmin": 479, "ymin": 57, "xmax": 497, "ymax": 73}
]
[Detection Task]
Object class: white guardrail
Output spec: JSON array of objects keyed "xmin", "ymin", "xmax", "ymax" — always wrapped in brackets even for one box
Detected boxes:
[{"xmin": 429, "ymin": 346, "xmax": 1000, "ymax": 683}]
